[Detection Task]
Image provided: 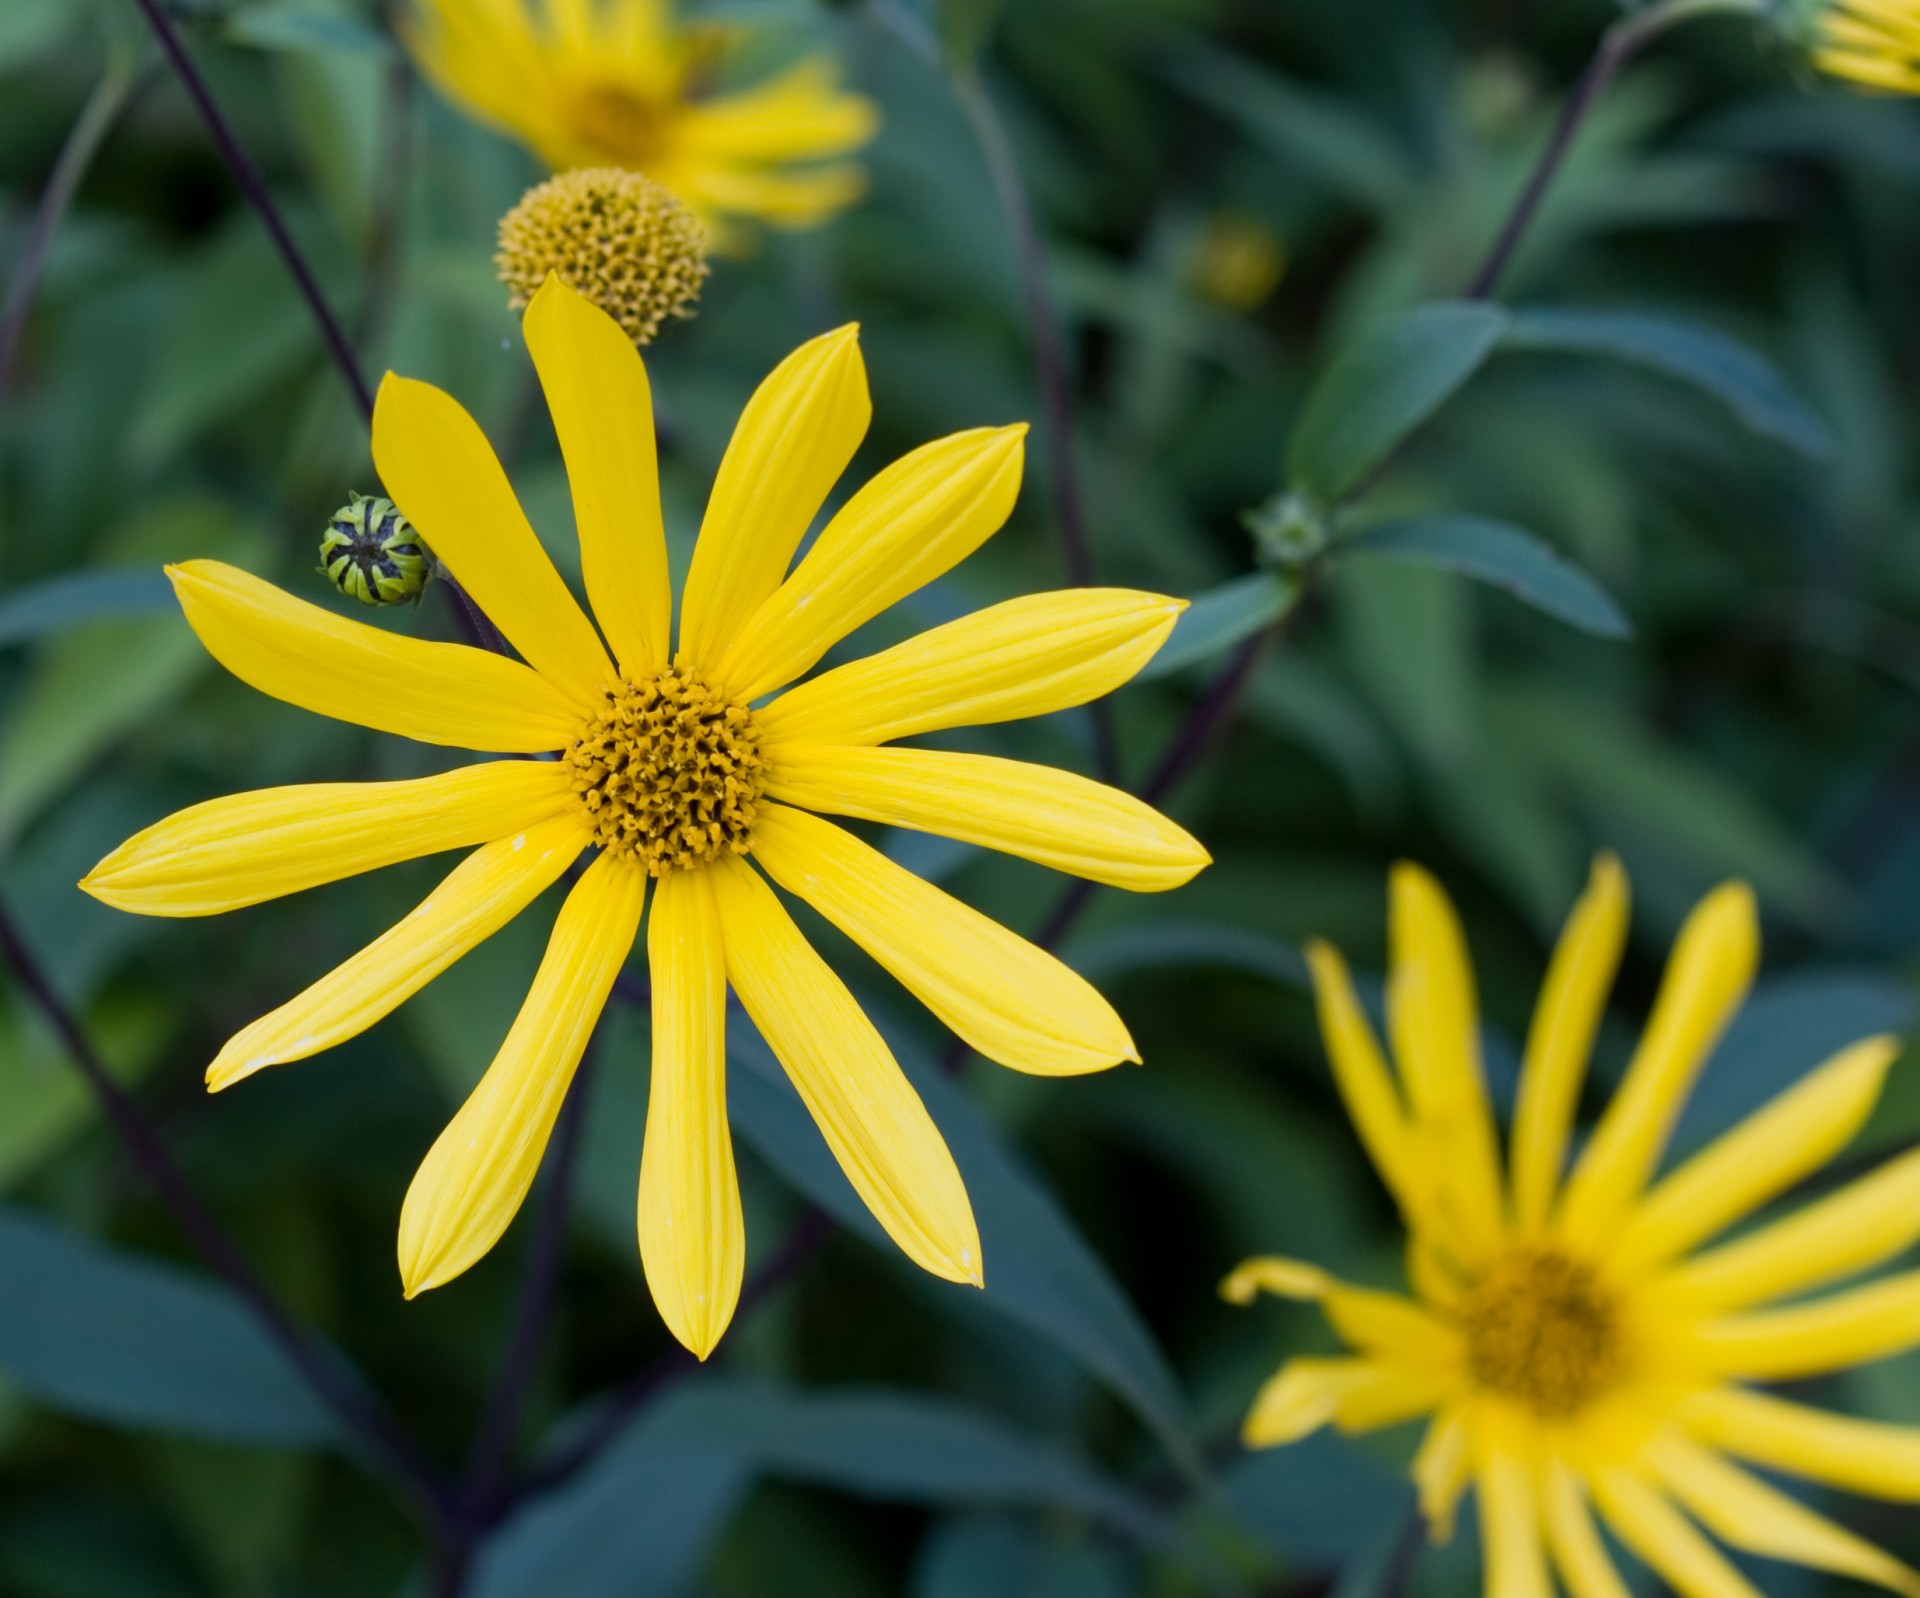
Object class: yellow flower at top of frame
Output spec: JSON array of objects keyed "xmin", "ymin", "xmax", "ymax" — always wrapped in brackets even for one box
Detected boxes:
[
  {"xmin": 83, "ymin": 273, "xmax": 1208, "ymax": 1361},
  {"xmin": 1226, "ymin": 856, "xmax": 1920, "ymax": 1598},
  {"xmin": 405, "ymin": 0, "xmax": 878, "ymax": 241},
  {"xmin": 1807, "ymin": 0, "xmax": 1920, "ymax": 94}
]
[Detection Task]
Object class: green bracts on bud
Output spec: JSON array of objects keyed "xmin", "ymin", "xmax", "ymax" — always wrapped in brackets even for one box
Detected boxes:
[{"xmin": 320, "ymin": 494, "xmax": 431, "ymax": 606}]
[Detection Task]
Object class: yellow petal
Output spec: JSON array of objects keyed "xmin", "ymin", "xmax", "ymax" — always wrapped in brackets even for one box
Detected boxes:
[
  {"xmin": 755, "ymin": 588, "xmax": 1185, "ymax": 748},
  {"xmin": 1650, "ymin": 1432, "xmax": 1920, "ymax": 1597},
  {"xmin": 715, "ymin": 425, "xmax": 1027, "ymax": 702},
  {"xmin": 639, "ymin": 867, "xmax": 743, "ymax": 1360},
  {"xmin": 168, "ymin": 561, "xmax": 582, "ymax": 753},
  {"xmin": 206, "ymin": 812, "xmax": 586, "ymax": 1090},
  {"xmin": 372, "ymin": 371, "xmax": 613, "ymax": 705},
  {"xmin": 1480, "ymin": 1444, "xmax": 1553, "ymax": 1598},
  {"xmin": 749, "ymin": 804, "xmax": 1134, "ymax": 1076},
  {"xmin": 1690, "ymin": 1269, "xmax": 1920, "ymax": 1377},
  {"xmin": 1589, "ymin": 1467, "xmax": 1763, "ymax": 1598},
  {"xmin": 1387, "ymin": 864, "xmax": 1505, "ymax": 1255},
  {"xmin": 1665, "ymin": 1143, "xmax": 1920, "ymax": 1314},
  {"xmin": 1556, "ymin": 882, "xmax": 1758, "ymax": 1250},
  {"xmin": 676, "ymin": 326, "xmax": 868, "ymax": 671},
  {"xmin": 762, "ymin": 747, "xmax": 1208, "ymax": 893},
  {"xmin": 1241, "ymin": 1357, "xmax": 1444, "ymax": 1448},
  {"xmin": 523, "ymin": 273, "xmax": 672, "ymax": 677},
  {"xmin": 1304, "ymin": 940, "xmax": 1423, "ymax": 1218},
  {"xmin": 398, "ymin": 851, "xmax": 644, "ymax": 1296},
  {"xmin": 709, "ymin": 855, "xmax": 980, "ymax": 1285},
  {"xmin": 1220, "ymin": 1255, "xmax": 1329, "ymax": 1304},
  {"xmin": 675, "ymin": 59, "xmax": 877, "ymax": 161},
  {"xmin": 1413, "ymin": 1407, "xmax": 1471, "ymax": 1544},
  {"xmin": 1681, "ymin": 1385, "xmax": 1920, "ymax": 1502},
  {"xmin": 1512, "ymin": 854, "xmax": 1628, "ymax": 1233},
  {"xmin": 1541, "ymin": 1459, "xmax": 1634, "ymax": 1598},
  {"xmin": 1216, "ymin": 1254, "xmax": 1460, "ymax": 1366},
  {"xmin": 83, "ymin": 761, "xmax": 573, "ymax": 918},
  {"xmin": 1612, "ymin": 1035, "xmax": 1899, "ymax": 1274}
]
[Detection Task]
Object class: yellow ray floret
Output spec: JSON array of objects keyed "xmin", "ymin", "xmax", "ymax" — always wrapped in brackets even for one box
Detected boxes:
[
  {"xmin": 1813, "ymin": 0, "xmax": 1920, "ymax": 97},
  {"xmin": 81, "ymin": 271, "xmax": 1204, "ymax": 1357},
  {"xmin": 1228, "ymin": 855, "xmax": 1920, "ymax": 1598},
  {"xmin": 405, "ymin": 0, "xmax": 877, "ymax": 240}
]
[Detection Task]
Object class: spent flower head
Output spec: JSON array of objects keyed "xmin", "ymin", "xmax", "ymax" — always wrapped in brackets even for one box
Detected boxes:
[
  {"xmin": 83, "ymin": 274, "xmax": 1208, "ymax": 1360},
  {"xmin": 498, "ymin": 168, "xmax": 708, "ymax": 345},
  {"xmin": 1226, "ymin": 856, "xmax": 1920, "ymax": 1596}
]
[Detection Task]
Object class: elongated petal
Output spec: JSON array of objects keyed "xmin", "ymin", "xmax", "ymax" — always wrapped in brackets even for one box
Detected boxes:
[
  {"xmin": 1218, "ymin": 1254, "xmax": 1462, "ymax": 1366},
  {"xmin": 169, "ymin": 561, "xmax": 582, "ymax": 753},
  {"xmin": 1512, "ymin": 854, "xmax": 1628, "ymax": 1232},
  {"xmin": 1689, "ymin": 1270, "xmax": 1920, "ymax": 1377},
  {"xmin": 1650, "ymin": 1433, "xmax": 1920, "ymax": 1596},
  {"xmin": 1304, "ymin": 940, "xmax": 1425, "ymax": 1218},
  {"xmin": 756, "ymin": 589, "xmax": 1185, "ymax": 747},
  {"xmin": 1481, "ymin": 1445, "xmax": 1553, "ymax": 1598},
  {"xmin": 1241, "ymin": 1357, "xmax": 1445, "ymax": 1447},
  {"xmin": 1414, "ymin": 1408, "xmax": 1472, "ymax": 1543},
  {"xmin": 373, "ymin": 372, "xmax": 613, "ymax": 705},
  {"xmin": 1665, "ymin": 1144, "xmax": 1920, "ymax": 1313},
  {"xmin": 398, "ymin": 852, "xmax": 644, "ymax": 1295},
  {"xmin": 716, "ymin": 426, "xmax": 1026, "ymax": 701},
  {"xmin": 1388, "ymin": 864, "xmax": 1504, "ymax": 1254},
  {"xmin": 709, "ymin": 856, "xmax": 980, "ymax": 1285},
  {"xmin": 524, "ymin": 274, "xmax": 671, "ymax": 676},
  {"xmin": 207, "ymin": 812, "xmax": 587, "ymax": 1089},
  {"xmin": 640, "ymin": 868, "xmax": 743, "ymax": 1359},
  {"xmin": 675, "ymin": 59, "xmax": 877, "ymax": 161},
  {"xmin": 83, "ymin": 762, "xmax": 573, "ymax": 917},
  {"xmin": 1681, "ymin": 1385, "xmax": 1920, "ymax": 1501},
  {"xmin": 1556, "ymin": 882, "xmax": 1758, "ymax": 1249},
  {"xmin": 1612, "ymin": 1035, "xmax": 1899, "ymax": 1274},
  {"xmin": 1542, "ymin": 1460, "xmax": 1634, "ymax": 1598},
  {"xmin": 676, "ymin": 326, "xmax": 868, "ymax": 671},
  {"xmin": 763, "ymin": 747, "xmax": 1207, "ymax": 892},
  {"xmin": 1589, "ymin": 1467, "xmax": 1763, "ymax": 1598},
  {"xmin": 749, "ymin": 804, "xmax": 1133, "ymax": 1075}
]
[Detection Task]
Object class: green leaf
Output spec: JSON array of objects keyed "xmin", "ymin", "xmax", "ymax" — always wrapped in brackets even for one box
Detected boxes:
[
  {"xmin": 937, "ymin": 0, "xmax": 1007, "ymax": 65},
  {"xmin": 1216, "ymin": 1433, "xmax": 1408, "ymax": 1571},
  {"xmin": 482, "ymin": 1381, "xmax": 1161, "ymax": 1596},
  {"xmin": 1287, "ymin": 303, "xmax": 1508, "ymax": 502},
  {"xmin": 223, "ymin": 4, "xmax": 393, "ymax": 56},
  {"xmin": 1136, "ymin": 571, "xmax": 1292, "ymax": 682},
  {"xmin": 0, "ymin": 1207, "xmax": 342, "ymax": 1446},
  {"xmin": 0, "ymin": 570, "xmax": 174, "ymax": 649},
  {"xmin": 727, "ymin": 1021, "xmax": 1198, "ymax": 1471},
  {"xmin": 1503, "ymin": 307, "xmax": 1833, "ymax": 458},
  {"xmin": 1339, "ymin": 515, "xmax": 1630, "ymax": 638},
  {"xmin": 0, "ymin": 0, "xmax": 73, "ymax": 72}
]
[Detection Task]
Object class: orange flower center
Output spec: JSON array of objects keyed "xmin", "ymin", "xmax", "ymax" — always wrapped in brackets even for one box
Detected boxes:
[
  {"xmin": 567, "ymin": 81, "xmax": 670, "ymax": 165},
  {"xmin": 1459, "ymin": 1248, "xmax": 1622, "ymax": 1417},
  {"xmin": 565, "ymin": 668, "xmax": 766, "ymax": 876}
]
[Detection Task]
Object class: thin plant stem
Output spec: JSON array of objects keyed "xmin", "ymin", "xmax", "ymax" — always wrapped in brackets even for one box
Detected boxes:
[
  {"xmin": 130, "ymin": 0, "xmax": 375, "ymax": 419},
  {"xmin": 1465, "ymin": 0, "xmax": 1766, "ymax": 299},
  {"xmin": 0, "ymin": 59, "xmax": 144, "ymax": 401},
  {"xmin": 0, "ymin": 896, "xmax": 454, "ymax": 1528}
]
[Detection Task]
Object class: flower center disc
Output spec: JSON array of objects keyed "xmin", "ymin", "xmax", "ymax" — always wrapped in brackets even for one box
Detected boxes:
[
  {"xmin": 569, "ymin": 82, "xmax": 668, "ymax": 164},
  {"xmin": 566, "ymin": 669, "xmax": 766, "ymax": 876},
  {"xmin": 1459, "ymin": 1248, "xmax": 1622, "ymax": 1417}
]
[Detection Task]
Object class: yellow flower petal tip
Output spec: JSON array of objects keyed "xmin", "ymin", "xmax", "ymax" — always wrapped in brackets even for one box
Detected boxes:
[{"xmin": 1235, "ymin": 857, "xmax": 1920, "ymax": 1598}]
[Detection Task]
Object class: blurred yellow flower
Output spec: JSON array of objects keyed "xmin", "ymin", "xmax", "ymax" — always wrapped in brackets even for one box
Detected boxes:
[
  {"xmin": 406, "ymin": 0, "xmax": 878, "ymax": 241},
  {"xmin": 1189, "ymin": 212, "xmax": 1286, "ymax": 312},
  {"xmin": 1811, "ymin": 0, "xmax": 1920, "ymax": 93},
  {"xmin": 84, "ymin": 275, "xmax": 1205, "ymax": 1359},
  {"xmin": 1227, "ymin": 856, "xmax": 1920, "ymax": 1597}
]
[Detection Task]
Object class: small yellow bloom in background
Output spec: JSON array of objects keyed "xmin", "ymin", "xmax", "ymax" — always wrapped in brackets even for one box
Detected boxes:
[
  {"xmin": 1806, "ymin": 0, "xmax": 1920, "ymax": 93},
  {"xmin": 83, "ymin": 274, "xmax": 1207, "ymax": 1360},
  {"xmin": 498, "ymin": 168, "xmax": 708, "ymax": 346},
  {"xmin": 1188, "ymin": 212, "xmax": 1287, "ymax": 313},
  {"xmin": 406, "ymin": 0, "xmax": 877, "ymax": 244},
  {"xmin": 1227, "ymin": 855, "xmax": 1920, "ymax": 1597}
]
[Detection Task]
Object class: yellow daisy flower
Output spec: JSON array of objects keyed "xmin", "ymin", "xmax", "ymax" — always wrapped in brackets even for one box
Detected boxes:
[
  {"xmin": 405, "ymin": 0, "xmax": 878, "ymax": 239},
  {"xmin": 1227, "ymin": 856, "xmax": 1920, "ymax": 1598},
  {"xmin": 84, "ymin": 273, "xmax": 1206, "ymax": 1358},
  {"xmin": 1810, "ymin": 0, "xmax": 1920, "ymax": 94}
]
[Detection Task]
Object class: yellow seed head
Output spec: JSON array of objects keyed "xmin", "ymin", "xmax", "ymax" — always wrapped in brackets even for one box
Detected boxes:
[{"xmin": 497, "ymin": 168, "xmax": 709, "ymax": 346}]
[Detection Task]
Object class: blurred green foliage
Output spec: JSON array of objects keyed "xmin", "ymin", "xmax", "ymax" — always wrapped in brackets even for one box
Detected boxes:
[{"xmin": 5, "ymin": 0, "xmax": 1920, "ymax": 1592}]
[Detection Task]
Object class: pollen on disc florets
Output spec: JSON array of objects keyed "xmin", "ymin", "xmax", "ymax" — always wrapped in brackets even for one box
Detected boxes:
[
  {"xmin": 497, "ymin": 167, "xmax": 709, "ymax": 346},
  {"xmin": 566, "ymin": 669, "xmax": 766, "ymax": 876},
  {"xmin": 1458, "ymin": 1248, "xmax": 1623, "ymax": 1418}
]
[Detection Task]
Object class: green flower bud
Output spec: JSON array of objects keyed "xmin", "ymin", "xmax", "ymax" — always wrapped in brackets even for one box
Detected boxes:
[{"xmin": 320, "ymin": 494, "xmax": 431, "ymax": 606}]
